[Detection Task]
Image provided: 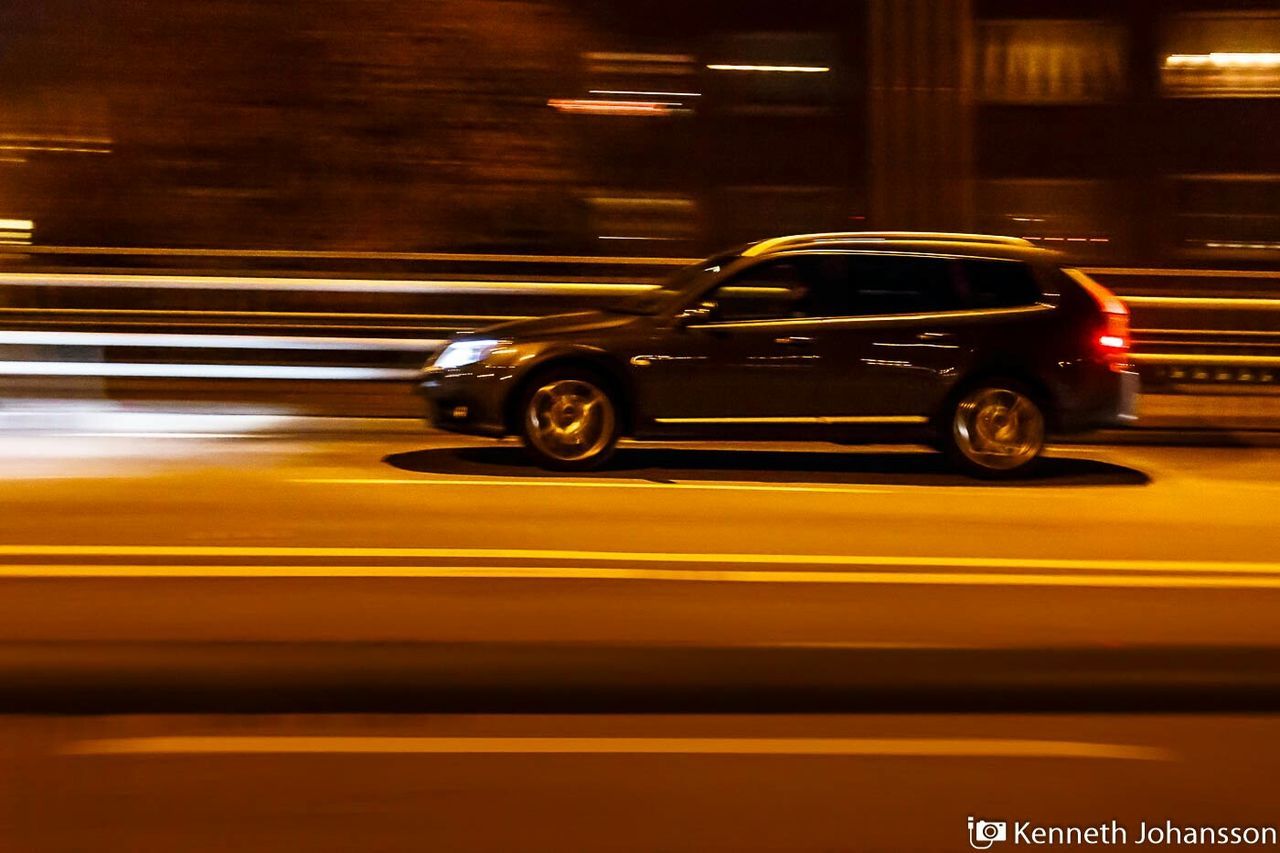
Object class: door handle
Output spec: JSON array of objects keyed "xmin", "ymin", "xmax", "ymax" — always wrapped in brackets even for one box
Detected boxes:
[{"xmin": 775, "ymin": 336, "xmax": 814, "ymax": 346}]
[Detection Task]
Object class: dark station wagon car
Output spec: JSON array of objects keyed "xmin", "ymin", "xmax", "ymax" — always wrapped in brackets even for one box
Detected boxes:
[{"xmin": 419, "ymin": 232, "xmax": 1138, "ymax": 477}]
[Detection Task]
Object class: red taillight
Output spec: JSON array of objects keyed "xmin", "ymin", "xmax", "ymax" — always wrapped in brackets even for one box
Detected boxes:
[
  {"xmin": 1066, "ymin": 269, "xmax": 1130, "ymax": 371},
  {"xmin": 1099, "ymin": 335, "xmax": 1126, "ymax": 349},
  {"xmin": 1096, "ymin": 309, "xmax": 1130, "ymax": 371}
]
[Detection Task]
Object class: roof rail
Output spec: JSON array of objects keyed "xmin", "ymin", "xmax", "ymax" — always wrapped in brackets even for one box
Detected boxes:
[{"xmin": 743, "ymin": 231, "xmax": 1035, "ymax": 256}]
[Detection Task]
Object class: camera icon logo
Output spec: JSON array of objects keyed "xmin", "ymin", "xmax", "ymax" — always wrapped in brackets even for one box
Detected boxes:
[{"xmin": 968, "ymin": 817, "xmax": 1008, "ymax": 849}]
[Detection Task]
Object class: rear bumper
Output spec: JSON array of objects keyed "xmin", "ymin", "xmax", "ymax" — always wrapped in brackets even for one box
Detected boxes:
[
  {"xmin": 1056, "ymin": 368, "xmax": 1139, "ymax": 433},
  {"xmin": 1115, "ymin": 369, "xmax": 1140, "ymax": 423}
]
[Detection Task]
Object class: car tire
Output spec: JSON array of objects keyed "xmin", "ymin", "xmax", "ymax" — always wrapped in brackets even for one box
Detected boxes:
[
  {"xmin": 516, "ymin": 367, "xmax": 621, "ymax": 471},
  {"xmin": 941, "ymin": 379, "xmax": 1046, "ymax": 479}
]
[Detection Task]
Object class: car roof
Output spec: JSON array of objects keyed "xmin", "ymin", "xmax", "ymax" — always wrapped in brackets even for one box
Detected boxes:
[{"xmin": 741, "ymin": 231, "xmax": 1058, "ymax": 263}]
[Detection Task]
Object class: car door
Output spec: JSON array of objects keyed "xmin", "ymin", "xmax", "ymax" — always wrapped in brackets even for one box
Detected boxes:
[
  {"xmin": 638, "ymin": 258, "xmax": 829, "ymax": 421},
  {"xmin": 808, "ymin": 254, "xmax": 1049, "ymax": 418},
  {"xmin": 802, "ymin": 253, "xmax": 975, "ymax": 418}
]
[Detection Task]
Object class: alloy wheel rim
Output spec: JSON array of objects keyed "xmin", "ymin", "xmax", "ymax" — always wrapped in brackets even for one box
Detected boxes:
[
  {"xmin": 526, "ymin": 379, "xmax": 615, "ymax": 462},
  {"xmin": 953, "ymin": 387, "xmax": 1044, "ymax": 470}
]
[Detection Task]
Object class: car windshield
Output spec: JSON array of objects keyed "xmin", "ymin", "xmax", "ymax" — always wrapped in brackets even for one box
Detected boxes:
[{"xmin": 607, "ymin": 251, "xmax": 741, "ymax": 314}]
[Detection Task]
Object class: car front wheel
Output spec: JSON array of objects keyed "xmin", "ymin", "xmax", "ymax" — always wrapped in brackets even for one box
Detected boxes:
[
  {"xmin": 518, "ymin": 370, "xmax": 620, "ymax": 471},
  {"xmin": 943, "ymin": 381, "xmax": 1045, "ymax": 478}
]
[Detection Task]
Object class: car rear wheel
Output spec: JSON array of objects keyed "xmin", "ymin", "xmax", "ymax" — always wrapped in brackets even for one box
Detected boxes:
[
  {"xmin": 518, "ymin": 370, "xmax": 620, "ymax": 471},
  {"xmin": 944, "ymin": 381, "xmax": 1045, "ymax": 478}
]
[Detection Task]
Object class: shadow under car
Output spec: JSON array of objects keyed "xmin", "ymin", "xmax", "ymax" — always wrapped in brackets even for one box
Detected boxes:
[{"xmin": 383, "ymin": 446, "xmax": 1150, "ymax": 488}]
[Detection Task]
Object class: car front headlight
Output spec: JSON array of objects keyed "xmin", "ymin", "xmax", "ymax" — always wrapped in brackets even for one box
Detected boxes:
[{"xmin": 432, "ymin": 339, "xmax": 502, "ymax": 370}]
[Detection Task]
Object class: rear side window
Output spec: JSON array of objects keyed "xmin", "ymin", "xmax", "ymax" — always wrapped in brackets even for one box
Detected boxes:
[
  {"xmin": 955, "ymin": 259, "xmax": 1042, "ymax": 309},
  {"xmin": 822, "ymin": 255, "xmax": 961, "ymax": 316}
]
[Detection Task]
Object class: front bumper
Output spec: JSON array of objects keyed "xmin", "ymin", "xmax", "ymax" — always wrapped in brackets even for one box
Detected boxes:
[{"xmin": 417, "ymin": 366, "xmax": 511, "ymax": 437}]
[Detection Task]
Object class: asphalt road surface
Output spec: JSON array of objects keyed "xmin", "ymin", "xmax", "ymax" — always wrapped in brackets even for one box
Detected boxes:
[
  {"xmin": 2, "ymin": 415, "xmax": 1279, "ymax": 850},
  {"xmin": 3, "ymin": 711, "xmax": 1280, "ymax": 852},
  {"xmin": 1, "ymin": 416, "xmax": 1278, "ymax": 649}
]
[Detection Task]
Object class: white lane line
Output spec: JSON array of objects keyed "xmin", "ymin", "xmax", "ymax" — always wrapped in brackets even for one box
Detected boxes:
[
  {"xmin": 0, "ymin": 362, "xmax": 417, "ymax": 380},
  {"xmin": 0, "ymin": 331, "xmax": 443, "ymax": 351},
  {"xmin": 59, "ymin": 736, "xmax": 1173, "ymax": 761},
  {"xmin": 6, "ymin": 565, "xmax": 1280, "ymax": 589},
  {"xmin": 297, "ymin": 477, "xmax": 888, "ymax": 495},
  {"xmin": 0, "ymin": 273, "xmax": 656, "ymax": 296},
  {"xmin": 4, "ymin": 545, "xmax": 1279, "ymax": 576}
]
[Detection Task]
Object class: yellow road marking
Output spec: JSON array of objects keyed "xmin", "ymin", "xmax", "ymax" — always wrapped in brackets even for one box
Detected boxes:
[
  {"xmin": 2, "ymin": 545, "xmax": 1278, "ymax": 576},
  {"xmin": 60, "ymin": 735, "xmax": 1173, "ymax": 760},
  {"xmin": 5, "ymin": 564, "xmax": 1280, "ymax": 589}
]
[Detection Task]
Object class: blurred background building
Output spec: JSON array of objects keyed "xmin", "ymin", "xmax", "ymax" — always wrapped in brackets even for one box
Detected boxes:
[{"xmin": 0, "ymin": 0, "xmax": 1277, "ymax": 263}]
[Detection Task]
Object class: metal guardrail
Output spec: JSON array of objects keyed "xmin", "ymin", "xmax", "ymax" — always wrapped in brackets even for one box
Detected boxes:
[
  {"xmin": 0, "ymin": 272, "xmax": 656, "ymax": 294},
  {"xmin": 0, "ymin": 245, "xmax": 695, "ymax": 266},
  {"xmin": 2, "ymin": 261, "xmax": 1279, "ymax": 395},
  {"xmin": 5, "ymin": 245, "xmax": 1280, "ymax": 273}
]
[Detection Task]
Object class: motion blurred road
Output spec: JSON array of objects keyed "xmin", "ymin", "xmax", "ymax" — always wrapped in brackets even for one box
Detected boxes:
[
  {"xmin": 2, "ymin": 417, "xmax": 1278, "ymax": 648},
  {"xmin": 2, "ymin": 413, "xmax": 1280, "ymax": 850},
  {"xmin": 9, "ymin": 712, "xmax": 1280, "ymax": 852}
]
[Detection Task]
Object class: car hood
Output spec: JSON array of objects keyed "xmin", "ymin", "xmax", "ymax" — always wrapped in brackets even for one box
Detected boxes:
[{"xmin": 478, "ymin": 310, "xmax": 642, "ymax": 340}]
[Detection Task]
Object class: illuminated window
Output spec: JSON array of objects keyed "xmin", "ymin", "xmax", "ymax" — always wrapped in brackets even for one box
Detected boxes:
[
  {"xmin": 977, "ymin": 20, "xmax": 1126, "ymax": 104},
  {"xmin": 1162, "ymin": 13, "xmax": 1280, "ymax": 97}
]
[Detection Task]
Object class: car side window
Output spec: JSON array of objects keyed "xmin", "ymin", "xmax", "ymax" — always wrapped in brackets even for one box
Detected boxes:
[
  {"xmin": 829, "ymin": 255, "xmax": 962, "ymax": 316},
  {"xmin": 706, "ymin": 260, "xmax": 814, "ymax": 321},
  {"xmin": 955, "ymin": 259, "xmax": 1042, "ymax": 308}
]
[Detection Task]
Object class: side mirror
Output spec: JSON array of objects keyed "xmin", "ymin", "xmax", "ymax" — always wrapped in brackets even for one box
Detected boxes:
[{"xmin": 676, "ymin": 301, "xmax": 719, "ymax": 327}]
